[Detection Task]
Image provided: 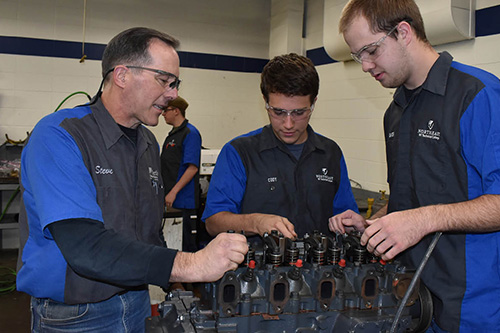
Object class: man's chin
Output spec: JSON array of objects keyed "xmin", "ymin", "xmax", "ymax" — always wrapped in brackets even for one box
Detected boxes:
[{"xmin": 280, "ymin": 136, "xmax": 298, "ymax": 145}]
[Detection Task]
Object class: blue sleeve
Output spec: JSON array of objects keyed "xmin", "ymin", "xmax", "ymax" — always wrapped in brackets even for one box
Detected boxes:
[
  {"xmin": 182, "ymin": 126, "xmax": 201, "ymax": 167},
  {"xmin": 201, "ymin": 143, "xmax": 247, "ymax": 221},
  {"xmin": 333, "ymin": 154, "xmax": 359, "ymax": 215},
  {"xmin": 460, "ymin": 82, "xmax": 500, "ymax": 199},
  {"xmin": 21, "ymin": 116, "xmax": 103, "ymax": 237}
]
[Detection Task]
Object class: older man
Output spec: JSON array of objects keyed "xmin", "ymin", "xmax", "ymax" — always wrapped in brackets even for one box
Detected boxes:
[{"xmin": 17, "ymin": 27, "xmax": 247, "ymax": 332}]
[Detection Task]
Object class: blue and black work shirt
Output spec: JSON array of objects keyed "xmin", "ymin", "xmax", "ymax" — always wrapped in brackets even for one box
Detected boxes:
[
  {"xmin": 385, "ymin": 52, "xmax": 500, "ymax": 332},
  {"xmin": 202, "ymin": 124, "xmax": 358, "ymax": 242},
  {"xmin": 160, "ymin": 119, "xmax": 201, "ymax": 210},
  {"xmin": 17, "ymin": 98, "xmax": 177, "ymax": 304}
]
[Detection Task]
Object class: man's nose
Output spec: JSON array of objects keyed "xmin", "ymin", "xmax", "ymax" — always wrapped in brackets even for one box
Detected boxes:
[
  {"xmin": 163, "ymin": 87, "xmax": 178, "ymax": 100},
  {"xmin": 361, "ymin": 59, "xmax": 376, "ymax": 73},
  {"xmin": 283, "ymin": 114, "xmax": 294, "ymax": 128}
]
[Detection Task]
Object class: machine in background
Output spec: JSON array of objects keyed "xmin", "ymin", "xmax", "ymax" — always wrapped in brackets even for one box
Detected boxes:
[{"xmin": 146, "ymin": 231, "xmax": 433, "ymax": 332}]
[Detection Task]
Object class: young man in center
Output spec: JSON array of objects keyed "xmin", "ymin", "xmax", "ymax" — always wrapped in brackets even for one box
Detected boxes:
[{"xmin": 202, "ymin": 53, "xmax": 358, "ymax": 243}]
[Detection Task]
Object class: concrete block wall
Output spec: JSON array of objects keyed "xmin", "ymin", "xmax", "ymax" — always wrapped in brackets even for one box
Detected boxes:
[{"xmin": 0, "ymin": 0, "xmax": 271, "ymax": 151}]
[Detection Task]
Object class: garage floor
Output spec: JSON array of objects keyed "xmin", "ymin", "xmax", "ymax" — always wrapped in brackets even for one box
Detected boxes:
[{"xmin": 0, "ymin": 249, "xmax": 30, "ymax": 333}]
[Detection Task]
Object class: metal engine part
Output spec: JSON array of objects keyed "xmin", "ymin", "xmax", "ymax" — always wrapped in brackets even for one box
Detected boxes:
[{"xmin": 146, "ymin": 231, "xmax": 433, "ymax": 332}]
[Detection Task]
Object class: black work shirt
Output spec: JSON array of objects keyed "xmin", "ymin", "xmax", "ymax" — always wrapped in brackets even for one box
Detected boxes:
[{"xmin": 202, "ymin": 125, "xmax": 358, "ymax": 242}]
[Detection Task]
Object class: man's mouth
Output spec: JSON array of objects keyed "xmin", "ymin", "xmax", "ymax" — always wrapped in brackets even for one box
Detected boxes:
[
  {"xmin": 373, "ymin": 72, "xmax": 384, "ymax": 81},
  {"xmin": 153, "ymin": 104, "xmax": 165, "ymax": 111}
]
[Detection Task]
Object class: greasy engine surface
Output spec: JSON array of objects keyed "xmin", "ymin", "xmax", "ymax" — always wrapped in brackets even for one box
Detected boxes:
[{"xmin": 146, "ymin": 231, "xmax": 432, "ymax": 332}]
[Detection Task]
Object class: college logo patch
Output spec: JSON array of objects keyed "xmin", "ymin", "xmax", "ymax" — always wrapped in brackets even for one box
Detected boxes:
[
  {"xmin": 417, "ymin": 119, "xmax": 440, "ymax": 141},
  {"xmin": 316, "ymin": 168, "xmax": 334, "ymax": 183},
  {"xmin": 428, "ymin": 120, "xmax": 434, "ymax": 130}
]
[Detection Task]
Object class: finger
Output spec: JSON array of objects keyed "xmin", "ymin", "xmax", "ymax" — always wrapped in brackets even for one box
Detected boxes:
[
  {"xmin": 330, "ymin": 216, "xmax": 347, "ymax": 233},
  {"xmin": 366, "ymin": 230, "xmax": 385, "ymax": 253},
  {"xmin": 277, "ymin": 225, "xmax": 295, "ymax": 239},
  {"xmin": 381, "ymin": 245, "xmax": 400, "ymax": 261},
  {"xmin": 374, "ymin": 237, "xmax": 394, "ymax": 255},
  {"xmin": 224, "ymin": 234, "xmax": 249, "ymax": 253},
  {"xmin": 280, "ymin": 218, "xmax": 297, "ymax": 239},
  {"xmin": 366, "ymin": 218, "xmax": 378, "ymax": 225},
  {"xmin": 227, "ymin": 260, "xmax": 239, "ymax": 271},
  {"xmin": 360, "ymin": 224, "xmax": 380, "ymax": 246}
]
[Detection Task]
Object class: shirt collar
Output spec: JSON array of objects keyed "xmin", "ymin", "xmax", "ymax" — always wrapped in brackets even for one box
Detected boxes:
[
  {"xmin": 421, "ymin": 51, "xmax": 452, "ymax": 96},
  {"xmin": 258, "ymin": 124, "xmax": 326, "ymax": 154},
  {"xmin": 168, "ymin": 119, "xmax": 188, "ymax": 136},
  {"xmin": 394, "ymin": 51, "xmax": 453, "ymax": 106},
  {"xmin": 90, "ymin": 96, "xmax": 153, "ymax": 150}
]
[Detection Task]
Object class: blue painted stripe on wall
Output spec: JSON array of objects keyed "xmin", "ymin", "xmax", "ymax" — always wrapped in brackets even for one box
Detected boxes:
[
  {"xmin": 0, "ymin": 5, "xmax": 498, "ymax": 70},
  {"xmin": 0, "ymin": 35, "xmax": 105, "ymax": 61},
  {"xmin": 306, "ymin": 47, "xmax": 337, "ymax": 66},
  {"xmin": 0, "ymin": 35, "xmax": 268, "ymax": 73},
  {"xmin": 178, "ymin": 52, "xmax": 268, "ymax": 73},
  {"xmin": 476, "ymin": 5, "xmax": 500, "ymax": 37}
]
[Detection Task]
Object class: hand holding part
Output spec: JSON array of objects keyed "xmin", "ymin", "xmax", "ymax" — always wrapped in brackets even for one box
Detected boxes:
[
  {"xmin": 192, "ymin": 232, "xmax": 248, "ymax": 281},
  {"xmin": 254, "ymin": 214, "xmax": 297, "ymax": 240},
  {"xmin": 361, "ymin": 210, "xmax": 429, "ymax": 261},
  {"xmin": 329, "ymin": 209, "xmax": 367, "ymax": 235}
]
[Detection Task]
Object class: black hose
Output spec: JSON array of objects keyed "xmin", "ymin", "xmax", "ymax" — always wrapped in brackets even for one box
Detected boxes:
[{"xmin": 390, "ymin": 231, "xmax": 442, "ymax": 333}]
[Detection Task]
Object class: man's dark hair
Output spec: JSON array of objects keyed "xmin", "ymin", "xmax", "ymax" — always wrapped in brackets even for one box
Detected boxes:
[
  {"xmin": 101, "ymin": 27, "xmax": 180, "ymax": 81},
  {"xmin": 260, "ymin": 53, "xmax": 319, "ymax": 104}
]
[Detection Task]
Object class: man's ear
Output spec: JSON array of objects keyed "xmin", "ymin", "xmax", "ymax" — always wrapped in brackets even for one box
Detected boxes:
[
  {"xmin": 113, "ymin": 66, "xmax": 128, "ymax": 88},
  {"xmin": 397, "ymin": 21, "xmax": 412, "ymax": 46}
]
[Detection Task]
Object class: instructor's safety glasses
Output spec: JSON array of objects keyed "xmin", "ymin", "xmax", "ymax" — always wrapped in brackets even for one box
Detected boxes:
[{"xmin": 126, "ymin": 66, "xmax": 181, "ymax": 90}]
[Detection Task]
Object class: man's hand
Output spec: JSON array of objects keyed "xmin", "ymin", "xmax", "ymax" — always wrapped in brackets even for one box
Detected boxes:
[
  {"xmin": 329, "ymin": 209, "xmax": 367, "ymax": 234},
  {"xmin": 205, "ymin": 212, "xmax": 297, "ymax": 239},
  {"xmin": 165, "ymin": 191, "xmax": 177, "ymax": 208},
  {"xmin": 170, "ymin": 232, "xmax": 248, "ymax": 283},
  {"xmin": 252, "ymin": 214, "xmax": 297, "ymax": 240},
  {"xmin": 361, "ymin": 210, "xmax": 430, "ymax": 260}
]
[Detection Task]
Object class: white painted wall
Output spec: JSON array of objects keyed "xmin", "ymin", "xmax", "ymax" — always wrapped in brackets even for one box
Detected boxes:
[{"xmin": 0, "ymin": 0, "xmax": 270, "ymax": 150}]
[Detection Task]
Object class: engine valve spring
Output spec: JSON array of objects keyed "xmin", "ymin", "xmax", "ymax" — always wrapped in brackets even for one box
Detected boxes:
[
  {"xmin": 312, "ymin": 247, "xmax": 326, "ymax": 265},
  {"xmin": 327, "ymin": 246, "xmax": 341, "ymax": 265},
  {"xmin": 353, "ymin": 247, "xmax": 367, "ymax": 264},
  {"xmin": 268, "ymin": 251, "xmax": 282, "ymax": 266},
  {"xmin": 286, "ymin": 247, "xmax": 299, "ymax": 264},
  {"xmin": 245, "ymin": 248, "xmax": 256, "ymax": 265}
]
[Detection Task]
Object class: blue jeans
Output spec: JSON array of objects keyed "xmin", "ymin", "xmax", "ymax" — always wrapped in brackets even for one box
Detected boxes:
[{"xmin": 31, "ymin": 290, "xmax": 150, "ymax": 332}]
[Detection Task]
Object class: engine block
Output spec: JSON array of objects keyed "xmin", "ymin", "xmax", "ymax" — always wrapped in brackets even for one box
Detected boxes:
[{"xmin": 146, "ymin": 231, "xmax": 432, "ymax": 332}]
